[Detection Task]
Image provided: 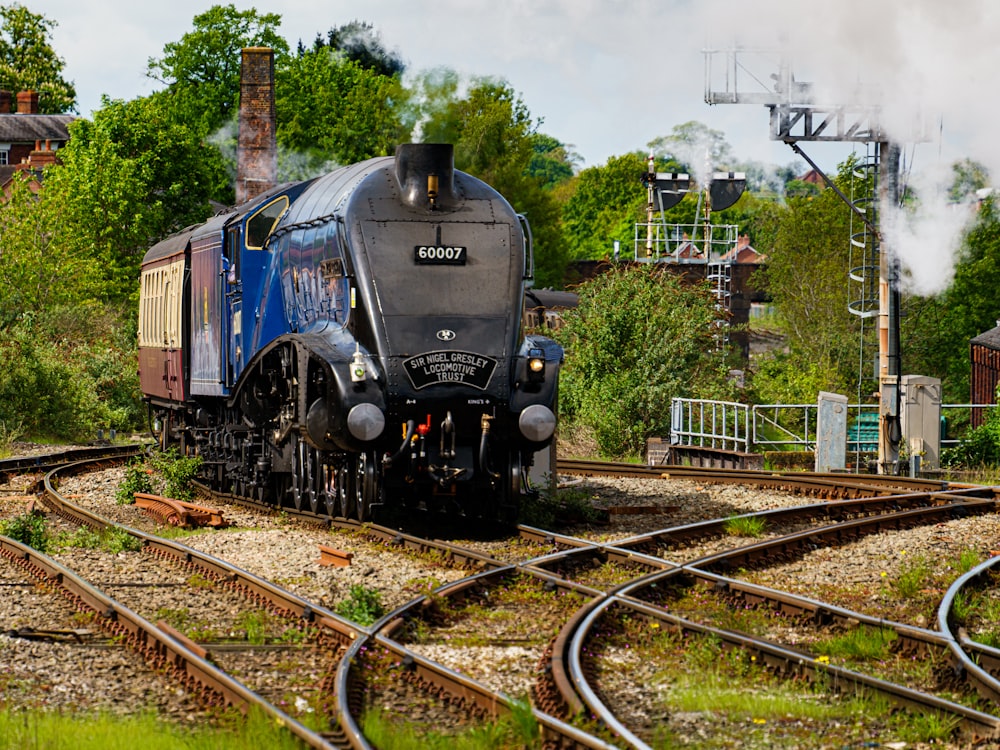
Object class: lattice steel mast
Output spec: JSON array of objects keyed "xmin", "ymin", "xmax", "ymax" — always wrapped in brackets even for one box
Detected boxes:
[{"xmin": 704, "ymin": 48, "xmax": 907, "ymax": 473}]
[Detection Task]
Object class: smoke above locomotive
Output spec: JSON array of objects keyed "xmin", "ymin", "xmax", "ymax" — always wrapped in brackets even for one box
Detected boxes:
[{"xmin": 138, "ymin": 143, "xmax": 562, "ymax": 524}]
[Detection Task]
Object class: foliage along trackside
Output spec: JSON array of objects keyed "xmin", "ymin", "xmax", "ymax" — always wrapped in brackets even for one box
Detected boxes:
[
  {"xmin": 115, "ymin": 449, "xmax": 203, "ymax": 504},
  {"xmin": 3, "ymin": 3, "xmax": 1000, "ymax": 472},
  {"xmin": 554, "ymin": 263, "xmax": 738, "ymax": 458}
]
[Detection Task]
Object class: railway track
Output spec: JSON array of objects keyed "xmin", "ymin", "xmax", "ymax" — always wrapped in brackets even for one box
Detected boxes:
[{"xmin": 3, "ymin": 449, "xmax": 1000, "ymax": 747}]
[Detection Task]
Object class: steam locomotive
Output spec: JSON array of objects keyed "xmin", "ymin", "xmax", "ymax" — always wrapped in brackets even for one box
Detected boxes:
[{"xmin": 138, "ymin": 143, "xmax": 562, "ymax": 523}]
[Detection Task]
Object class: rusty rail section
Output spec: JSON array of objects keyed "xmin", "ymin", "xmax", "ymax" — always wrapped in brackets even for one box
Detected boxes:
[
  {"xmin": 133, "ymin": 492, "xmax": 227, "ymax": 528},
  {"xmin": 336, "ymin": 566, "xmax": 619, "ymax": 750},
  {"xmin": 33, "ymin": 459, "xmax": 360, "ymax": 749},
  {"xmin": 537, "ymin": 476, "xmax": 1000, "ymax": 746},
  {"xmin": 0, "ymin": 534, "xmax": 338, "ymax": 748},
  {"xmin": 556, "ymin": 457, "xmax": 967, "ymax": 496},
  {"xmin": 0, "ymin": 443, "xmax": 146, "ymax": 483}
]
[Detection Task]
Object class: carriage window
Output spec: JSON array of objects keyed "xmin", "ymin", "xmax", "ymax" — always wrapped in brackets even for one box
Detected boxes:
[{"xmin": 245, "ymin": 196, "xmax": 289, "ymax": 249}]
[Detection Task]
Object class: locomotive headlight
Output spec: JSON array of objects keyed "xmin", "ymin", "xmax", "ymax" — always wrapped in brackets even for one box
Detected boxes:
[
  {"xmin": 518, "ymin": 404, "xmax": 556, "ymax": 443},
  {"xmin": 527, "ymin": 348, "xmax": 545, "ymax": 384},
  {"xmin": 347, "ymin": 403, "xmax": 385, "ymax": 442}
]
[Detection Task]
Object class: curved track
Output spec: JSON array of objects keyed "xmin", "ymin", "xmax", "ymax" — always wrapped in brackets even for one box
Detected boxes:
[{"xmin": 6, "ymin": 450, "xmax": 1000, "ymax": 747}]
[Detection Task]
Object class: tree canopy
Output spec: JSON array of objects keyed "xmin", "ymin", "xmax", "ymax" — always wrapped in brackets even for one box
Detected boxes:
[
  {"xmin": 146, "ymin": 4, "xmax": 287, "ymax": 135},
  {"xmin": 276, "ymin": 46, "xmax": 413, "ymax": 167},
  {"xmin": 45, "ymin": 95, "xmax": 228, "ymax": 305},
  {"xmin": 0, "ymin": 3, "xmax": 75, "ymax": 112},
  {"xmin": 747, "ymin": 159, "xmax": 866, "ymax": 403},
  {"xmin": 305, "ymin": 20, "xmax": 405, "ymax": 78}
]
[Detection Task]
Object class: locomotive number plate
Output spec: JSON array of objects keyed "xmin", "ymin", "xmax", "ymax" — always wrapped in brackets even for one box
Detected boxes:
[{"xmin": 414, "ymin": 245, "xmax": 467, "ymax": 265}]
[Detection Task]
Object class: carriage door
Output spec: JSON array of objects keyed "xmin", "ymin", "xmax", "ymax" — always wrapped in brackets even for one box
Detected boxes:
[{"xmin": 225, "ymin": 225, "xmax": 244, "ymax": 387}]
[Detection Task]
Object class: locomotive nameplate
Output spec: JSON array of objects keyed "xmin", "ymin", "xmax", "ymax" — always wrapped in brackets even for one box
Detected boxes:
[
  {"xmin": 402, "ymin": 350, "xmax": 497, "ymax": 390},
  {"xmin": 414, "ymin": 245, "xmax": 467, "ymax": 265}
]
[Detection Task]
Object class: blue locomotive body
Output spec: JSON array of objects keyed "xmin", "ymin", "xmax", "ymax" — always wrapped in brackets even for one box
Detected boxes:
[{"xmin": 138, "ymin": 144, "xmax": 561, "ymax": 523}]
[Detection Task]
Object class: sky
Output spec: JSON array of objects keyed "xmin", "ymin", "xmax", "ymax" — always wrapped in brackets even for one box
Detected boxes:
[{"xmin": 17, "ymin": 0, "xmax": 1000, "ymax": 292}]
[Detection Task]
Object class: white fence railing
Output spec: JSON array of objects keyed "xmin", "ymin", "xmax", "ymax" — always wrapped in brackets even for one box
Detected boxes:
[
  {"xmin": 669, "ymin": 397, "xmax": 994, "ymax": 453},
  {"xmin": 670, "ymin": 398, "xmax": 751, "ymax": 452}
]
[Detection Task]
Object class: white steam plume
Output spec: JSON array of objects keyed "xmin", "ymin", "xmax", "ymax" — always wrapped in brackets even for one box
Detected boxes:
[{"xmin": 703, "ymin": 0, "xmax": 999, "ymax": 294}]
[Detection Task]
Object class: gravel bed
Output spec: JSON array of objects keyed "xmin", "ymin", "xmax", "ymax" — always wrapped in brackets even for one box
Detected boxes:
[{"xmin": 2, "ymin": 459, "xmax": 999, "ymax": 749}]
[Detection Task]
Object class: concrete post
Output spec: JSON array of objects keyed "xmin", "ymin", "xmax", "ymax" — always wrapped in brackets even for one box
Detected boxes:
[{"xmin": 816, "ymin": 392, "xmax": 848, "ymax": 472}]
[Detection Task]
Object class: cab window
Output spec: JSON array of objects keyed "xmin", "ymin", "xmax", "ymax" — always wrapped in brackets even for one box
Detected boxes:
[{"xmin": 245, "ymin": 196, "xmax": 289, "ymax": 249}]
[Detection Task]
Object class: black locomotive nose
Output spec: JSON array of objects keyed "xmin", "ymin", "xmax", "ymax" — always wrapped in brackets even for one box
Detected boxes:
[{"xmin": 395, "ymin": 143, "xmax": 456, "ymax": 210}]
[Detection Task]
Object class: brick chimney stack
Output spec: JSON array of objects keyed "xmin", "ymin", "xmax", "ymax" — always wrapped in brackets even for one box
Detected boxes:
[
  {"xmin": 236, "ymin": 47, "xmax": 277, "ymax": 205},
  {"xmin": 0, "ymin": 91, "xmax": 11, "ymax": 113},
  {"xmin": 16, "ymin": 91, "xmax": 38, "ymax": 114}
]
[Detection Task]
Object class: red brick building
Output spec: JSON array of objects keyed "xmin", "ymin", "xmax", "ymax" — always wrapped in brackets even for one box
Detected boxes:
[{"xmin": 0, "ymin": 90, "xmax": 74, "ymax": 196}]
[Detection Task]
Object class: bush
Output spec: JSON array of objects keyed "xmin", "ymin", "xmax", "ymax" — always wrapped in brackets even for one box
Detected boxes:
[
  {"xmin": 555, "ymin": 264, "xmax": 738, "ymax": 458},
  {"xmin": 0, "ymin": 512, "xmax": 49, "ymax": 552},
  {"xmin": 150, "ymin": 449, "xmax": 203, "ymax": 501},
  {"xmin": 0, "ymin": 314, "xmax": 144, "ymax": 441},
  {"xmin": 115, "ymin": 449, "xmax": 202, "ymax": 503},
  {"xmin": 335, "ymin": 584, "xmax": 385, "ymax": 625},
  {"xmin": 942, "ymin": 409, "xmax": 1000, "ymax": 468},
  {"xmin": 116, "ymin": 459, "xmax": 155, "ymax": 504}
]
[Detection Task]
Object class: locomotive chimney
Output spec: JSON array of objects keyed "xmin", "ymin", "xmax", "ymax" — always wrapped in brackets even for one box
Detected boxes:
[
  {"xmin": 395, "ymin": 144, "xmax": 456, "ymax": 210},
  {"xmin": 236, "ymin": 47, "xmax": 277, "ymax": 205}
]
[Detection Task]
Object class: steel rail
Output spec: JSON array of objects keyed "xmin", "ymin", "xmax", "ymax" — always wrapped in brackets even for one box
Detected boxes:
[
  {"xmin": 626, "ymin": 566, "xmax": 950, "ymax": 655},
  {"xmin": 37, "ymin": 458, "xmax": 367, "ymax": 747},
  {"xmin": 689, "ymin": 497, "xmax": 998, "ymax": 574},
  {"xmin": 335, "ymin": 564, "xmax": 618, "ymax": 748},
  {"xmin": 557, "ymin": 458, "xmax": 973, "ymax": 495},
  {"xmin": 0, "ymin": 533, "xmax": 338, "ymax": 749},
  {"xmin": 566, "ymin": 594, "xmax": 1000, "ymax": 746},
  {"xmin": 611, "ymin": 486, "xmax": 995, "ymax": 557},
  {"xmin": 0, "ymin": 443, "xmax": 147, "ymax": 482},
  {"xmin": 543, "ymin": 494, "xmax": 1000, "ymax": 745},
  {"xmin": 939, "ymin": 556, "xmax": 1000, "ymax": 705}
]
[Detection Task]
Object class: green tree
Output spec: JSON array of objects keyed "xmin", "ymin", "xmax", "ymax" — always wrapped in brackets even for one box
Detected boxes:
[
  {"xmin": 556, "ymin": 264, "xmax": 735, "ymax": 457},
  {"xmin": 528, "ymin": 133, "xmax": 579, "ymax": 189},
  {"xmin": 46, "ymin": 95, "xmax": 228, "ymax": 304},
  {"xmin": 949, "ymin": 158, "xmax": 990, "ymax": 203},
  {"xmin": 0, "ymin": 173, "xmax": 102, "ymax": 331},
  {"xmin": 902, "ymin": 196, "xmax": 1000, "ymax": 403},
  {"xmin": 748, "ymin": 159, "xmax": 866, "ymax": 403},
  {"xmin": 276, "ymin": 47, "xmax": 413, "ymax": 167},
  {"xmin": 307, "ymin": 20, "xmax": 404, "ymax": 77},
  {"xmin": 146, "ymin": 4, "xmax": 287, "ymax": 135},
  {"xmin": 561, "ymin": 152, "xmax": 693, "ymax": 262},
  {"xmin": 0, "ymin": 3, "xmax": 75, "ymax": 112},
  {"xmin": 648, "ymin": 121, "xmax": 735, "ymax": 178}
]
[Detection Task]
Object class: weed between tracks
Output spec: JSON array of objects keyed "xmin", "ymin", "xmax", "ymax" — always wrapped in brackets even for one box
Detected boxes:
[
  {"xmin": 740, "ymin": 546, "xmax": 990, "ymax": 630},
  {"xmin": 647, "ymin": 574, "xmax": 992, "ymax": 714},
  {"xmin": 590, "ymin": 607, "xmax": 965, "ymax": 748},
  {"xmin": 355, "ymin": 644, "xmax": 546, "ymax": 749},
  {"xmin": 398, "ymin": 572, "xmax": 584, "ymax": 649},
  {"xmin": 950, "ymin": 566, "xmax": 1000, "ymax": 648}
]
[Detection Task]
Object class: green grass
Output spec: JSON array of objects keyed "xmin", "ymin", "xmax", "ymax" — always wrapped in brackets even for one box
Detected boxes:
[
  {"xmin": 362, "ymin": 699, "xmax": 541, "ymax": 749},
  {"xmin": 890, "ymin": 552, "xmax": 934, "ymax": 599},
  {"xmin": 723, "ymin": 514, "xmax": 766, "ymax": 538},
  {"xmin": 814, "ymin": 625, "xmax": 897, "ymax": 661},
  {"xmin": 0, "ymin": 707, "xmax": 304, "ymax": 750},
  {"xmin": 597, "ymin": 610, "xmax": 965, "ymax": 748}
]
